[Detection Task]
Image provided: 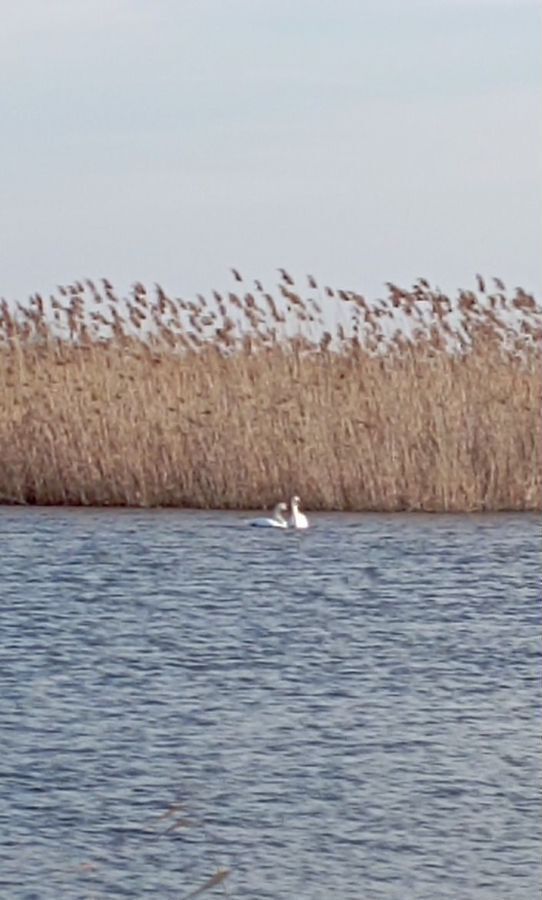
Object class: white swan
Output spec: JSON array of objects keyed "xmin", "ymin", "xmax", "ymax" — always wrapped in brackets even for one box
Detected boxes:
[
  {"xmin": 289, "ymin": 495, "xmax": 309, "ymax": 529},
  {"xmin": 249, "ymin": 502, "xmax": 288, "ymax": 528}
]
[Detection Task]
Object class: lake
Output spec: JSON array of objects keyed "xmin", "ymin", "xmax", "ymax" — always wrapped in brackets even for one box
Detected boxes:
[{"xmin": 0, "ymin": 508, "xmax": 539, "ymax": 899}]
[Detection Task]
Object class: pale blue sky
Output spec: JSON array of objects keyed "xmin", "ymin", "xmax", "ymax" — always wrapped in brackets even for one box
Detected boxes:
[{"xmin": 1, "ymin": 0, "xmax": 540, "ymax": 302}]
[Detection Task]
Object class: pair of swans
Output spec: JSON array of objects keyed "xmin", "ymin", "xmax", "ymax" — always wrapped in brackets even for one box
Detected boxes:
[{"xmin": 250, "ymin": 496, "xmax": 309, "ymax": 530}]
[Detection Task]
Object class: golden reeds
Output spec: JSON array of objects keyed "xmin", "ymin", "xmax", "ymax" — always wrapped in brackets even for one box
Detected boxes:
[{"xmin": 0, "ymin": 274, "xmax": 540, "ymax": 511}]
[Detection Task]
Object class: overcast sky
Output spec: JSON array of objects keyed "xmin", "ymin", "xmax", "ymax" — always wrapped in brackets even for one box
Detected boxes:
[{"xmin": 1, "ymin": 0, "xmax": 540, "ymax": 302}]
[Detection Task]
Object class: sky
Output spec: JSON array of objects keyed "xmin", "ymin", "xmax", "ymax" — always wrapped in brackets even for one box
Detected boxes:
[{"xmin": 0, "ymin": 0, "xmax": 540, "ymax": 303}]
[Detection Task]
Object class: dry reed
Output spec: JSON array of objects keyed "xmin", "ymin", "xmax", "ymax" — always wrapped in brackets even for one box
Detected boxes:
[{"xmin": 0, "ymin": 273, "xmax": 540, "ymax": 511}]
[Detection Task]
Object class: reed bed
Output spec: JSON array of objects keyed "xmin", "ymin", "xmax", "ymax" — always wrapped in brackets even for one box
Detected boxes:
[{"xmin": 0, "ymin": 272, "xmax": 540, "ymax": 511}]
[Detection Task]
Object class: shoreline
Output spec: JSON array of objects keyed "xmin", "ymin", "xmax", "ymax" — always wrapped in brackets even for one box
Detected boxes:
[{"xmin": 0, "ymin": 500, "xmax": 539, "ymax": 513}]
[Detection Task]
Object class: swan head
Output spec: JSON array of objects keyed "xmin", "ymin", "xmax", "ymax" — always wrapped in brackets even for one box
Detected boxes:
[
  {"xmin": 291, "ymin": 495, "xmax": 301, "ymax": 508},
  {"xmin": 275, "ymin": 502, "xmax": 288, "ymax": 512}
]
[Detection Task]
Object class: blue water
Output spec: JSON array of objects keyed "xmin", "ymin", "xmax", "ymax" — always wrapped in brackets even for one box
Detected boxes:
[{"xmin": 0, "ymin": 509, "xmax": 539, "ymax": 899}]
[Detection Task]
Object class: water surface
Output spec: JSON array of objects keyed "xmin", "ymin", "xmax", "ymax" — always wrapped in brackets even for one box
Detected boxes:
[{"xmin": 0, "ymin": 509, "xmax": 539, "ymax": 899}]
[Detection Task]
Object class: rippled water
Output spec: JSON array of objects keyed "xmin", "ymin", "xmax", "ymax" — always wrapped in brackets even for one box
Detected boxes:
[{"xmin": 0, "ymin": 508, "xmax": 540, "ymax": 899}]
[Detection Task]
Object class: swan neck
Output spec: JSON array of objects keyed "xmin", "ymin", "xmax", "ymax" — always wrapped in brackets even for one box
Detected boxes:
[{"xmin": 274, "ymin": 504, "xmax": 286, "ymax": 524}]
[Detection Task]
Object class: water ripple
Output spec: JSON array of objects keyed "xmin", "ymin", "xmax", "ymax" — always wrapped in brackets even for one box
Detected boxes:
[{"xmin": 0, "ymin": 509, "xmax": 539, "ymax": 899}]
